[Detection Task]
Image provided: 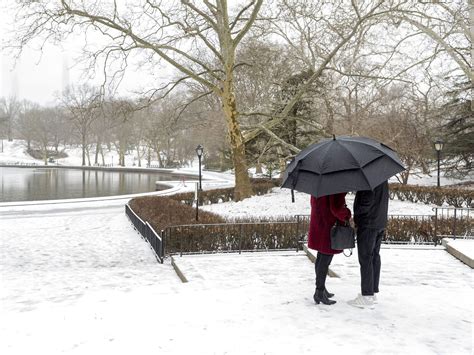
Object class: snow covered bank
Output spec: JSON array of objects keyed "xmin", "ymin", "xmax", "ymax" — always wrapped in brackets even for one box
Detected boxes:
[{"xmin": 201, "ymin": 187, "xmax": 436, "ymax": 219}]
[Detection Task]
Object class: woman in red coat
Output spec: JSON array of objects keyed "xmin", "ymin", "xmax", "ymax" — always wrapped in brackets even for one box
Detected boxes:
[{"xmin": 308, "ymin": 193, "xmax": 351, "ymax": 305}]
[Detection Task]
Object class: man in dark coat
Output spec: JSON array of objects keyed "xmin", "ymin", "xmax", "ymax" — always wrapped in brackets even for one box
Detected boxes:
[{"xmin": 348, "ymin": 180, "xmax": 389, "ymax": 308}]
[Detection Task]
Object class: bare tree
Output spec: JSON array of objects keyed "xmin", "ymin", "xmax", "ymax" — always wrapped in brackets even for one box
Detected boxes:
[
  {"xmin": 61, "ymin": 84, "xmax": 101, "ymax": 166},
  {"xmin": 13, "ymin": 0, "xmax": 264, "ymax": 200},
  {"xmin": 242, "ymin": 0, "xmax": 391, "ymax": 145},
  {"xmin": 28, "ymin": 107, "xmax": 57, "ymax": 165},
  {"xmin": 390, "ymin": 1, "xmax": 471, "ymax": 83},
  {"xmin": 0, "ymin": 96, "xmax": 20, "ymax": 141},
  {"xmin": 16, "ymin": 100, "xmax": 40, "ymax": 151}
]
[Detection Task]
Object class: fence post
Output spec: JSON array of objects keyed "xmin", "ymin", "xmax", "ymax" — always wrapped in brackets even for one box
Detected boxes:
[
  {"xmin": 239, "ymin": 224, "xmax": 243, "ymax": 254},
  {"xmin": 160, "ymin": 229, "xmax": 165, "ymax": 263},
  {"xmin": 180, "ymin": 228, "xmax": 183, "ymax": 257},
  {"xmin": 296, "ymin": 216, "xmax": 300, "ymax": 252},
  {"xmin": 453, "ymin": 208, "xmax": 457, "ymax": 239}
]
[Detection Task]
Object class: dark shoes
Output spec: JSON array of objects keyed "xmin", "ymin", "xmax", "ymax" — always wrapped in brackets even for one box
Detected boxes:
[
  {"xmin": 325, "ymin": 289, "xmax": 334, "ymax": 298},
  {"xmin": 313, "ymin": 289, "xmax": 336, "ymax": 305}
]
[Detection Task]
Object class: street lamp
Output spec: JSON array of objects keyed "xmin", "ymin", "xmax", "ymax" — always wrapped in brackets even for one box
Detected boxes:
[
  {"xmin": 434, "ymin": 138, "xmax": 444, "ymax": 188},
  {"xmin": 195, "ymin": 144, "xmax": 204, "ymax": 191}
]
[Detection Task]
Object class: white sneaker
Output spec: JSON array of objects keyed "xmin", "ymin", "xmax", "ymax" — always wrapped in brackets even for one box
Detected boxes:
[{"xmin": 348, "ymin": 294, "xmax": 375, "ymax": 308}]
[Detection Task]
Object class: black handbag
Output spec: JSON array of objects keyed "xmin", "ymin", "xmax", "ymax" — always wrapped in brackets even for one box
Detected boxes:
[{"xmin": 330, "ymin": 221, "xmax": 355, "ymax": 255}]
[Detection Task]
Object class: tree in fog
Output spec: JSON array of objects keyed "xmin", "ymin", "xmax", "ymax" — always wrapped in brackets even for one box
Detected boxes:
[
  {"xmin": 16, "ymin": 100, "xmax": 40, "ymax": 151},
  {"xmin": 61, "ymin": 84, "xmax": 101, "ymax": 166},
  {"xmin": 0, "ymin": 96, "xmax": 20, "ymax": 141},
  {"xmin": 28, "ymin": 107, "xmax": 56, "ymax": 165}
]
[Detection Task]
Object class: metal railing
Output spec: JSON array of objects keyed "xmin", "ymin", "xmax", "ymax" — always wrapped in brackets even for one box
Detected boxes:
[
  {"xmin": 125, "ymin": 206, "xmax": 473, "ymax": 262},
  {"xmin": 125, "ymin": 204, "xmax": 164, "ymax": 263},
  {"xmin": 296, "ymin": 208, "xmax": 473, "ymax": 245},
  {"xmin": 162, "ymin": 221, "xmax": 304, "ymax": 256},
  {"xmin": 434, "ymin": 207, "xmax": 473, "ymax": 239},
  {"xmin": 0, "ymin": 161, "xmax": 40, "ymax": 166}
]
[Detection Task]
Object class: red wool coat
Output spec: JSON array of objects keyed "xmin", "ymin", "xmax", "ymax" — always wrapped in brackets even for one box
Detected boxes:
[{"xmin": 307, "ymin": 193, "xmax": 351, "ymax": 255}]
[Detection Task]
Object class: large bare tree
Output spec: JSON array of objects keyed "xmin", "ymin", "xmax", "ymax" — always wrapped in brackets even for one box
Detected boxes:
[
  {"xmin": 61, "ymin": 84, "xmax": 101, "ymax": 166},
  {"xmin": 13, "ymin": 0, "xmax": 263, "ymax": 200}
]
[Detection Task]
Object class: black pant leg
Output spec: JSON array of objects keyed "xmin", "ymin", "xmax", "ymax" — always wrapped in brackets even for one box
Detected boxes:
[
  {"xmin": 372, "ymin": 229, "xmax": 384, "ymax": 293},
  {"xmin": 315, "ymin": 252, "xmax": 333, "ymax": 291},
  {"xmin": 357, "ymin": 228, "xmax": 377, "ymax": 296}
]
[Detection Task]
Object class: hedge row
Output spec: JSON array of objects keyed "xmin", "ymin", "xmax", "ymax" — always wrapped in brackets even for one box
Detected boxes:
[
  {"xmin": 129, "ymin": 195, "xmax": 225, "ymax": 232},
  {"xmin": 129, "ymin": 179, "xmax": 278, "ymax": 230},
  {"xmin": 162, "ymin": 222, "xmax": 301, "ymax": 254},
  {"xmin": 170, "ymin": 178, "xmax": 278, "ymax": 205},
  {"xmin": 128, "ymin": 181, "xmax": 473, "ymax": 255},
  {"xmin": 385, "ymin": 216, "xmax": 473, "ymax": 243},
  {"xmin": 389, "ymin": 183, "xmax": 473, "ymax": 208}
]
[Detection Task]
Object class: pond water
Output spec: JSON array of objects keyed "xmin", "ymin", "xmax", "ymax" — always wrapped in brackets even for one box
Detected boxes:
[{"xmin": 0, "ymin": 167, "xmax": 187, "ymax": 202}]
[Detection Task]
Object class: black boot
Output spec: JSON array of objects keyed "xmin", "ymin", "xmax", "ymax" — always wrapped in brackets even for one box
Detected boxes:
[
  {"xmin": 324, "ymin": 289, "xmax": 335, "ymax": 298},
  {"xmin": 313, "ymin": 289, "xmax": 336, "ymax": 305}
]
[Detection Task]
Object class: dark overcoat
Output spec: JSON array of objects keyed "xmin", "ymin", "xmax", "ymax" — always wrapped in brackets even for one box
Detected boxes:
[{"xmin": 307, "ymin": 193, "xmax": 351, "ymax": 255}]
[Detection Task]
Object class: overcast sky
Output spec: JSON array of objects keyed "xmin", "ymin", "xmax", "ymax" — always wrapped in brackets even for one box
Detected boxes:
[{"xmin": 0, "ymin": 4, "xmax": 173, "ymax": 106}]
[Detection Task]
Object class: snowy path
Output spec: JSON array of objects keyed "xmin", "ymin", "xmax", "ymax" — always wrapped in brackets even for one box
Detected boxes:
[
  {"xmin": 174, "ymin": 250, "xmax": 473, "ymax": 354},
  {"xmin": 0, "ymin": 191, "xmax": 472, "ymax": 354},
  {"xmin": 0, "ymin": 206, "xmax": 181, "ymax": 314}
]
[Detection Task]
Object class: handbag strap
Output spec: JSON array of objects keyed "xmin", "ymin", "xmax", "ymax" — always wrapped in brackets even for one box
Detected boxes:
[
  {"xmin": 343, "ymin": 249, "xmax": 353, "ymax": 257},
  {"xmin": 335, "ymin": 219, "xmax": 350, "ymax": 227}
]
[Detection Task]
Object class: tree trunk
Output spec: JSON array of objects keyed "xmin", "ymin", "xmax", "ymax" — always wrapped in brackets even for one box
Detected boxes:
[
  {"xmin": 100, "ymin": 146, "xmax": 105, "ymax": 166},
  {"xmin": 7, "ymin": 119, "xmax": 12, "ymax": 141},
  {"xmin": 43, "ymin": 144, "xmax": 48, "ymax": 165},
  {"xmin": 136, "ymin": 146, "xmax": 142, "ymax": 167},
  {"xmin": 86, "ymin": 145, "xmax": 91, "ymax": 166},
  {"xmin": 94, "ymin": 140, "xmax": 101, "ymax": 165},
  {"xmin": 222, "ymin": 78, "xmax": 253, "ymax": 201},
  {"xmin": 81, "ymin": 133, "xmax": 86, "ymax": 166}
]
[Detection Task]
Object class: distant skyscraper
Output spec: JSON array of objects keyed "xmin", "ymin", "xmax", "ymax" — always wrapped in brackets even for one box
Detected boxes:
[
  {"xmin": 11, "ymin": 68, "xmax": 19, "ymax": 99},
  {"xmin": 0, "ymin": 55, "xmax": 19, "ymax": 99},
  {"xmin": 62, "ymin": 51, "xmax": 70, "ymax": 93}
]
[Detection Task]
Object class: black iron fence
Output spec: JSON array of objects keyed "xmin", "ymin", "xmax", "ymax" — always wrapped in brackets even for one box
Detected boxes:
[
  {"xmin": 162, "ymin": 221, "xmax": 303, "ymax": 256},
  {"xmin": 126, "ymin": 204, "xmax": 473, "ymax": 261},
  {"xmin": 434, "ymin": 207, "xmax": 473, "ymax": 239},
  {"xmin": 296, "ymin": 208, "xmax": 473, "ymax": 245},
  {"xmin": 125, "ymin": 204, "xmax": 164, "ymax": 263}
]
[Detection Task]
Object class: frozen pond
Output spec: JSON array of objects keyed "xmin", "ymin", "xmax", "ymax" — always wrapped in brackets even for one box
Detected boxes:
[{"xmin": 0, "ymin": 166, "xmax": 187, "ymax": 202}]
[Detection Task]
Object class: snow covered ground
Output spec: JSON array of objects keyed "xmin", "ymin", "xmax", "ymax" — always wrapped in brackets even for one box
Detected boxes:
[
  {"xmin": 1, "ymin": 139, "xmax": 473, "ymax": 354},
  {"xmin": 1, "ymin": 191, "xmax": 473, "ymax": 354},
  {"xmin": 1, "ymin": 203, "xmax": 472, "ymax": 354},
  {"xmin": 445, "ymin": 238, "xmax": 474, "ymax": 261},
  {"xmin": 201, "ymin": 187, "xmax": 436, "ymax": 219}
]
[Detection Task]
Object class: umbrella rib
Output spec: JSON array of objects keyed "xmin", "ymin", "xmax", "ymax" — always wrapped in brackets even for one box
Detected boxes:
[
  {"xmin": 339, "ymin": 140, "xmax": 404, "ymax": 170},
  {"xmin": 358, "ymin": 166, "xmax": 373, "ymax": 190},
  {"xmin": 336, "ymin": 141, "xmax": 363, "ymax": 169}
]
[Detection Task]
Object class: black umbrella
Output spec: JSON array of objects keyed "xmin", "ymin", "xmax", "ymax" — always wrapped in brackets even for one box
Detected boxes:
[{"xmin": 281, "ymin": 136, "xmax": 405, "ymax": 199}]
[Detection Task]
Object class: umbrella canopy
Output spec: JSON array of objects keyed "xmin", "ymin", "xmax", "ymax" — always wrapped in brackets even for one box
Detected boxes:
[{"xmin": 281, "ymin": 136, "xmax": 405, "ymax": 198}]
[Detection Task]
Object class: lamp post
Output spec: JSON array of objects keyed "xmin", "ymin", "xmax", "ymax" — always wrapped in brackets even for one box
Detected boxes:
[
  {"xmin": 195, "ymin": 144, "xmax": 203, "ymax": 191},
  {"xmin": 434, "ymin": 138, "xmax": 444, "ymax": 188}
]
